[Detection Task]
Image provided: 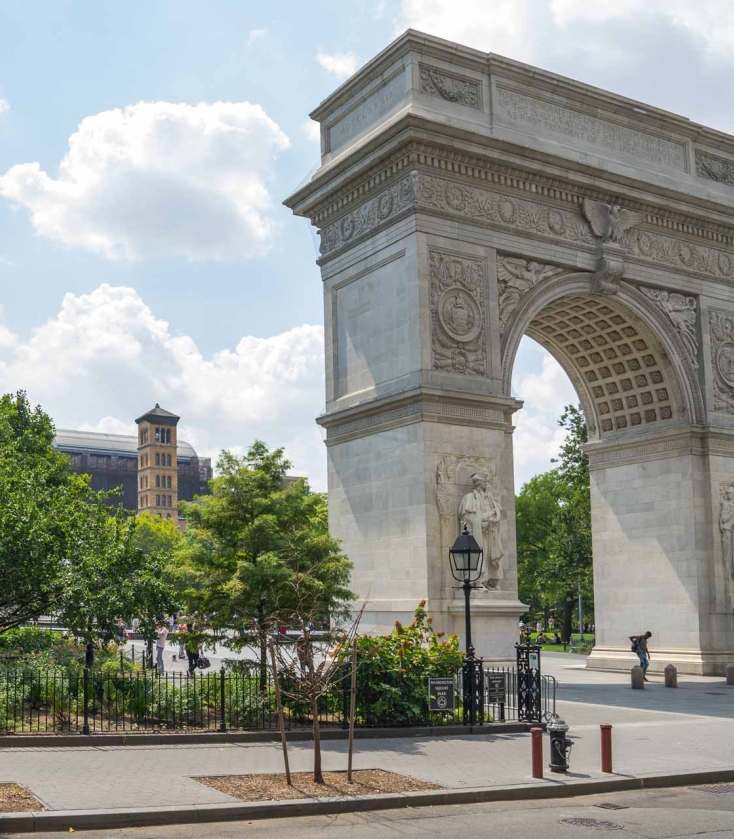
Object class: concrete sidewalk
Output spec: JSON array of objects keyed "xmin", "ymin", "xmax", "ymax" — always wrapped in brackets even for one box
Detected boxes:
[{"xmin": 1, "ymin": 654, "xmax": 732, "ymax": 816}]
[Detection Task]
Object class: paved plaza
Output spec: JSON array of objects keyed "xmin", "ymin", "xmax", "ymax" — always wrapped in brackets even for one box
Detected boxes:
[{"xmin": 1, "ymin": 654, "xmax": 733, "ymax": 814}]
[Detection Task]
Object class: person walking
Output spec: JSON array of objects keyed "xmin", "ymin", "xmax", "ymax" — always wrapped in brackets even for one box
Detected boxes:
[
  {"xmin": 155, "ymin": 621, "xmax": 168, "ymax": 673},
  {"xmin": 629, "ymin": 631, "xmax": 653, "ymax": 680},
  {"xmin": 184, "ymin": 623, "xmax": 200, "ymax": 676}
]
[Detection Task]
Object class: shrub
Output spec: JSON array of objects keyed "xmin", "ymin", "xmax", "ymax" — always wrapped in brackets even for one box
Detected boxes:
[{"xmin": 350, "ymin": 601, "xmax": 464, "ymax": 726}]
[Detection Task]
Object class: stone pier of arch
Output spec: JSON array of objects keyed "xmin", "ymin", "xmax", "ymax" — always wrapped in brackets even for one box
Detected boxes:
[{"xmin": 286, "ymin": 30, "xmax": 734, "ymax": 676}]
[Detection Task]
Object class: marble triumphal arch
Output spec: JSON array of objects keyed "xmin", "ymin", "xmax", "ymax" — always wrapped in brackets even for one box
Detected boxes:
[{"xmin": 286, "ymin": 31, "xmax": 734, "ymax": 675}]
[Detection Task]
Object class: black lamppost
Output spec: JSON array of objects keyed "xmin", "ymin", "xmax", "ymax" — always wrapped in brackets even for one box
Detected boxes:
[{"xmin": 449, "ymin": 524, "xmax": 483, "ymax": 660}]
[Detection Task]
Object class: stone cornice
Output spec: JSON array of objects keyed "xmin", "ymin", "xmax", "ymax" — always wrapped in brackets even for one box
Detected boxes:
[
  {"xmin": 308, "ymin": 30, "xmax": 734, "ymax": 159},
  {"xmin": 306, "ymin": 139, "xmax": 734, "ymax": 248},
  {"xmin": 318, "ymin": 388, "xmax": 521, "ymax": 445},
  {"xmin": 586, "ymin": 427, "xmax": 707, "ymax": 468}
]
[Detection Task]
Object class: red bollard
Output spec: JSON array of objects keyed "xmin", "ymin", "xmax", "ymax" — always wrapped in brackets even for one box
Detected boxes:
[
  {"xmin": 531, "ymin": 727, "xmax": 544, "ymax": 779},
  {"xmin": 600, "ymin": 724, "xmax": 613, "ymax": 773}
]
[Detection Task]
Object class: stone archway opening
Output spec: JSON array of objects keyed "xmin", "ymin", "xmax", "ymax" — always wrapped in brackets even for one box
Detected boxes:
[{"xmin": 506, "ymin": 280, "xmax": 704, "ymax": 670}]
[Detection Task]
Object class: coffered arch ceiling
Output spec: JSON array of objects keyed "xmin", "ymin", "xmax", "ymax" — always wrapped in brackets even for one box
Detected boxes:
[{"xmin": 502, "ymin": 275, "xmax": 701, "ymax": 442}]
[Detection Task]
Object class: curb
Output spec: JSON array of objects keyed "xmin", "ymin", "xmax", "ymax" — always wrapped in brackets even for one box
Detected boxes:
[
  {"xmin": 4, "ymin": 767, "xmax": 734, "ymax": 833},
  {"xmin": 0, "ymin": 723, "xmax": 532, "ymax": 749}
]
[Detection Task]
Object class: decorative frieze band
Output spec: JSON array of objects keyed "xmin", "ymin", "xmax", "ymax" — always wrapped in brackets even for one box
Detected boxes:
[
  {"xmin": 587, "ymin": 436, "xmax": 703, "ymax": 468},
  {"xmin": 324, "ymin": 399, "xmax": 505, "ymax": 441},
  {"xmin": 416, "ymin": 174, "xmax": 595, "ymax": 245},
  {"xmin": 318, "ymin": 170, "xmax": 734, "ymax": 283},
  {"xmin": 319, "ymin": 175, "xmax": 416, "ymax": 256}
]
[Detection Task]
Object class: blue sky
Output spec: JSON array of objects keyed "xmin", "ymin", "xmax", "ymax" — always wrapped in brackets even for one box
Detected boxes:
[{"xmin": 1, "ymin": 0, "xmax": 733, "ymax": 489}]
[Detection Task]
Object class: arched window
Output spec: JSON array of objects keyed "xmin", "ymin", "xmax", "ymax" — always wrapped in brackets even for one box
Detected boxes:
[
  {"xmin": 167, "ymin": 476, "xmax": 172, "ymax": 489},
  {"xmin": 166, "ymin": 514, "xmax": 171, "ymax": 519},
  {"xmin": 155, "ymin": 475, "xmax": 160, "ymax": 488},
  {"xmin": 167, "ymin": 454, "xmax": 172, "ymax": 467},
  {"xmin": 168, "ymin": 495, "xmax": 172, "ymax": 507},
  {"xmin": 155, "ymin": 453, "xmax": 160, "ymax": 466},
  {"xmin": 156, "ymin": 495, "xmax": 161, "ymax": 507}
]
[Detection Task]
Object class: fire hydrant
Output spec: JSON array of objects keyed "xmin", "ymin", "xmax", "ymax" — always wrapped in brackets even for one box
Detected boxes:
[{"xmin": 548, "ymin": 717, "xmax": 572, "ymax": 773}]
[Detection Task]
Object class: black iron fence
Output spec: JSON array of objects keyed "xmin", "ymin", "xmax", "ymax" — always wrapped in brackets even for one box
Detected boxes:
[{"xmin": 0, "ymin": 663, "xmax": 555, "ymax": 735}]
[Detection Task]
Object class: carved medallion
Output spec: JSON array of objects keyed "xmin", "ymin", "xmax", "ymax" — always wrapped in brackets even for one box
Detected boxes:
[
  {"xmin": 430, "ymin": 250, "xmax": 487, "ymax": 376},
  {"xmin": 438, "ymin": 289, "xmax": 482, "ymax": 342}
]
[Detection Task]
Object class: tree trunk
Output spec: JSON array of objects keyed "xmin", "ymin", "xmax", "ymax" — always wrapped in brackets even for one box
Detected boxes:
[
  {"xmin": 310, "ymin": 695, "xmax": 324, "ymax": 784},
  {"xmin": 561, "ymin": 593, "xmax": 574, "ymax": 643},
  {"xmin": 258, "ymin": 605, "xmax": 267, "ymax": 694},
  {"xmin": 259, "ymin": 632, "xmax": 268, "ymax": 694}
]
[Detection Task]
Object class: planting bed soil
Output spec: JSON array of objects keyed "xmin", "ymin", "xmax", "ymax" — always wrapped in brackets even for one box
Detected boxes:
[
  {"xmin": 0, "ymin": 783, "xmax": 43, "ymax": 812},
  {"xmin": 195, "ymin": 769, "xmax": 441, "ymax": 801}
]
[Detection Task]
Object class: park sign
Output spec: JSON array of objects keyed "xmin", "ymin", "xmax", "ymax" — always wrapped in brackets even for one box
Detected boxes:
[
  {"xmin": 428, "ymin": 677, "xmax": 455, "ymax": 712},
  {"xmin": 485, "ymin": 672, "xmax": 505, "ymax": 704}
]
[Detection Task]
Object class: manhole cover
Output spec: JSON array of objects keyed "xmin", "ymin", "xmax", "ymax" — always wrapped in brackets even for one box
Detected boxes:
[
  {"xmin": 560, "ymin": 817, "xmax": 624, "ymax": 830},
  {"xmin": 595, "ymin": 803, "xmax": 629, "ymax": 810},
  {"xmin": 690, "ymin": 784, "xmax": 734, "ymax": 794}
]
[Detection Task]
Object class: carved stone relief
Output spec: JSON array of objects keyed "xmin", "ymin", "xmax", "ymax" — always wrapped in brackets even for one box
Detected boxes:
[
  {"xmin": 319, "ymin": 175, "xmax": 416, "ymax": 255},
  {"xmin": 436, "ymin": 455, "xmax": 505, "ymax": 591},
  {"xmin": 497, "ymin": 256, "xmax": 565, "ymax": 332},
  {"xmin": 720, "ymin": 483, "xmax": 734, "ymax": 583},
  {"xmin": 640, "ymin": 287, "xmax": 699, "ymax": 369},
  {"xmin": 709, "ymin": 310, "xmax": 734, "ymax": 414},
  {"xmin": 417, "ymin": 175, "xmax": 595, "ymax": 245},
  {"xmin": 582, "ymin": 199, "xmax": 643, "ymax": 244},
  {"xmin": 696, "ymin": 151, "xmax": 734, "ymax": 188},
  {"xmin": 318, "ymin": 171, "xmax": 734, "ymax": 287},
  {"xmin": 419, "ymin": 65, "xmax": 480, "ymax": 109},
  {"xmin": 430, "ymin": 250, "xmax": 487, "ymax": 376},
  {"xmin": 628, "ymin": 228, "xmax": 734, "ymax": 282}
]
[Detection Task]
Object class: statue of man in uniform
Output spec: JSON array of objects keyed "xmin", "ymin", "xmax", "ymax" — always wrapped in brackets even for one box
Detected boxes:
[{"xmin": 458, "ymin": 471, "xmax": 504, "ymax": 589}]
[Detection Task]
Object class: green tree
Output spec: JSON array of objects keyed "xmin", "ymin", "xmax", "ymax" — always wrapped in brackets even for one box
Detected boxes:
[
  {"xmin": 0, "ymin": 391, "xmax": 178, "ymax": 652},
  {"xmin": 515, "ymin": 404, "xmax": 593, "ymax": 641},
  {"xmin": 0, "ymin": 391, "xmax": 81, "ymax": 631},
  {"xmin": 176, "ymin": 442, "xmax": 354, "ymax": 688},
  {"xmin": 57, "ymin": 500, "xmax": 178, "ymax": 662},
  {"xmin": 516, "ymin": 470, "xmax": 565, "ymax": 619},
  {"xmin": 548, "ymin": 405, "xmax": 593, "ymax": 641}
]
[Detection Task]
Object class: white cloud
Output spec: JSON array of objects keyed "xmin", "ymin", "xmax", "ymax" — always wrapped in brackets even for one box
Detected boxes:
[
  {"xmin": 316, "ymin": 51, "xmax": 358, "ymax": 79},
  {"xmin": 400, "ymin": 0, "xmax": 734, "ymax": 68},
  {"xmin": 511, "ymin": 338, "xmax": 578, "ymax": 490},
  {"xmin": 302, "ymin": 119, "xmax": 321, "ymax": 143},
  {"xmin": 400, "ymin": 0, "xmax": 535, "ymax": 61},
  {"xmin": 247, "ymin": 28, "xmax": 268, "ymax": 46},
  {"xmin": 0, "ymin": 99, "xmax": 9, "ymax": 116},
  {"xmin": 0, "ymin": 101, "xmax": 290, "ymax": 262},
  {"xmin": 0, "ymin": 284, "xmax": 327, "ymax": 487}
]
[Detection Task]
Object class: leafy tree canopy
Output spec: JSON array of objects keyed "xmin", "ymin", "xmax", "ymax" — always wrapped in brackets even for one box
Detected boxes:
[{"xmin": 176, "ymin": 442, "xmax": 354, "ymax": 653}]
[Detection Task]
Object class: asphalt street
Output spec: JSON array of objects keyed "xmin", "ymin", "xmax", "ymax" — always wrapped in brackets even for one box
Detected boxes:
[{"xmin": 8, "ymin": 785, "xmax": 734, "ymax": 839}]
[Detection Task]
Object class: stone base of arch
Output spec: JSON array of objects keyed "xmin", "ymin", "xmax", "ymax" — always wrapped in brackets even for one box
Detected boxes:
[
  {"xmin": 586, "ymin": 429, "xmax": 734, "ymax": 677},
  {"xmin": 586, "ymin": 646, "xmax": 727, "ymax": 677}
]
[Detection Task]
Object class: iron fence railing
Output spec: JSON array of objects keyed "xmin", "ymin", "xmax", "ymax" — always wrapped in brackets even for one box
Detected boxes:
[{"xmin": 0, "ymin": 662, "xmax": 556, "ymax": 735}]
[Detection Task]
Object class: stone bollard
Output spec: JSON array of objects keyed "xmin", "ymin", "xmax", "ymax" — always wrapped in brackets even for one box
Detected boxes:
[
  {"xmin": 726, "ymin": 664, "xmax": 734, "ymax": 686},
  {"xmin": 631, "ymin": 665, "xmax": 645, "ymax": 689},
  {"xmin": 664, "ymin": 664, "xmax": 677, "ymax": 688}
]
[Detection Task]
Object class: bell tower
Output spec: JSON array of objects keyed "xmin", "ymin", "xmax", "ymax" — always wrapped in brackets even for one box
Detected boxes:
[{"xmin": 135, "ymin": 404, "xmax": 180, "ymax": 522}]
